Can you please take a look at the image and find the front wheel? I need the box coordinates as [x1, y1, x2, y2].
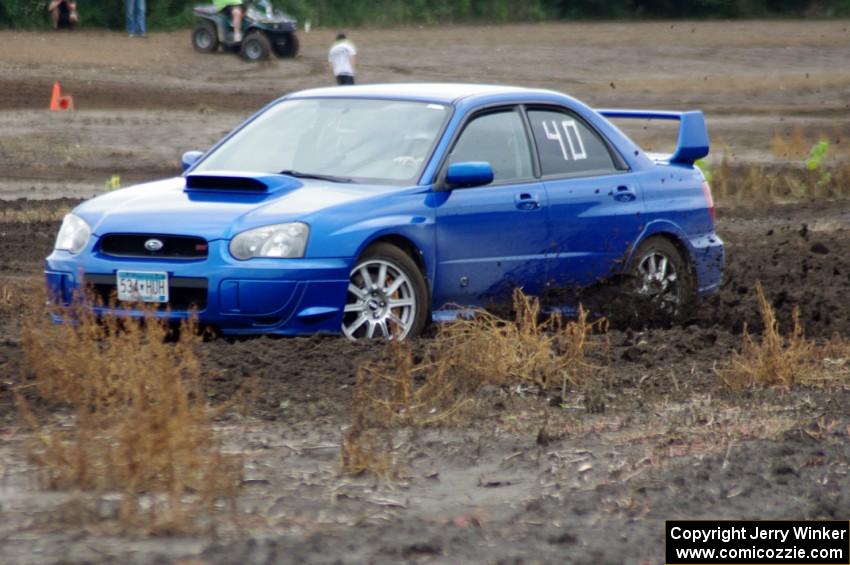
[273, 33, 299, 58]
[240, 31, 271, 61]
[629, 237, 694, 321]
[342, 243, 429, 340]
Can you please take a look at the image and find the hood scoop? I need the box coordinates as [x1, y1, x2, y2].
[184, 171, 302, 193]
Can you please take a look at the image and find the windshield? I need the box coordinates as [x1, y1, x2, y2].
[195, 98, 451, 184]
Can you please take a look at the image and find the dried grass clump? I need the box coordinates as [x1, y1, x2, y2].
[0, 279, 44, 320]
[711, 155, 732, 200]
[342, 289, 608, 476]
[341, 339, 466, 477]
[438, 290, 608, 389]
[0, 284, 14, 311]
[18, 301, 240, 532]
[770, 127, 808, 160]
[0, 204, 71, 224]
[340, 427, 397, 479]
[720, 282, 850, 389]
[711, 154, 850, 204]
[436, 290, 558, 386]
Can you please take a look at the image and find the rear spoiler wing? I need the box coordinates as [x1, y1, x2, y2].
[597, 109, 709, 165]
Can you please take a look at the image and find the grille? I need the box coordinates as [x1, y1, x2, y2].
[84, 274, 208, 311]
[99, 234, 208, 259]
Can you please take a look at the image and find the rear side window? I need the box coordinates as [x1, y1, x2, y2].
[448, 110, 534, 183]
[527, 109, 620, 177]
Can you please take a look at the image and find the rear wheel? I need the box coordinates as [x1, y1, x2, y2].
[342, 243, 428, 340]
[192, 21, 219, 53]
[240, 31, 271, 61]
[629, 237, 694, 321]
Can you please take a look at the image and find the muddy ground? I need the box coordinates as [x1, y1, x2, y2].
[2, 21, 850, 564]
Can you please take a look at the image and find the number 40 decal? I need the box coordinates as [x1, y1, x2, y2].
[542, 119, 587, 161]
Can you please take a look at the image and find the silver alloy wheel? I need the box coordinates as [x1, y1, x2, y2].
[635, 250, 680, 313]
[343, 258, 417, 340]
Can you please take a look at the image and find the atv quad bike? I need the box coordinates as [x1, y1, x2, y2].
[192, 0, 299, 61]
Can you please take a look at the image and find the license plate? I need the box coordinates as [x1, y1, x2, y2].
[116, 270, 169, 303]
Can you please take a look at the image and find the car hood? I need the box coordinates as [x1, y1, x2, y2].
[75, 174, 407, 241]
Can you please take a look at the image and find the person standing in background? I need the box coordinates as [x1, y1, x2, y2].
[328, 32, 357, 85]
[48, 0, 79, 30]
[125, 0, 146, 37]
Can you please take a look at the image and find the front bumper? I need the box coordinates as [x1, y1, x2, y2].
[45, 239, 351, 335]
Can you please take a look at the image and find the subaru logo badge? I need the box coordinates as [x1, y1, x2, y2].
[144, 238, 164, 252]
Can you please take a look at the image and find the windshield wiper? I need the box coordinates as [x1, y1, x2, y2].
[279, 170, 354, 183]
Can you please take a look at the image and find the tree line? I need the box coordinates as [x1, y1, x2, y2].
[2, 0, 849, 29]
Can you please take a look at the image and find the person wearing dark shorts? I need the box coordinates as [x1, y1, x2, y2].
[214, 0, 244, 42]
[328, 33, 357, 86]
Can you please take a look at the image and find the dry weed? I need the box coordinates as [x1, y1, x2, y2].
[0, 279, 44, 319]
[0, 285, 13, 311]
[714, 163, 850, 203]
[340, 427, 397, 479]
[434, 290, 562, 387]
[342, 289, 608, 476]
[341, 340, 467, 477]
[720, 282, 850, 389]
[18, 299, 241, 533]
[436, 290, 608, 389]
[770, 127, 807, 160]
[712, 154, 732, 200]
[352, 339, 471, 430]
[0, 204, 70, 224]
[555, 304, 609, 388]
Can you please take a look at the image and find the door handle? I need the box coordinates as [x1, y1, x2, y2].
[612, 185, 637, 202]
[514, 192, 541, 210]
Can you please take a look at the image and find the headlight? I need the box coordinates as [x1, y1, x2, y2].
[54, 213, 91, 254]
[229, 222, 309, 260]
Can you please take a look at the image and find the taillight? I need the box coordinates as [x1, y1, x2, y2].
[702, 181, 715, 224]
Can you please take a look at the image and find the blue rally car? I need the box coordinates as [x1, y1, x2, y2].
[45, 83, 723, 340]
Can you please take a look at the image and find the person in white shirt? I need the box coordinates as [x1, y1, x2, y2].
[328, 32, 357, 85]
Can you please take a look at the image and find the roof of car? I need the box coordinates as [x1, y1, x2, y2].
[286, 83, 553, 104]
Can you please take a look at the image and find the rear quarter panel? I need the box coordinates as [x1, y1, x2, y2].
[637, 164, 713, 239]
[632, 163, 723, 293]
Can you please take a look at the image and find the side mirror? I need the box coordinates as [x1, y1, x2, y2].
[444, 161, 494, 189]
[181, 150, 204, 172]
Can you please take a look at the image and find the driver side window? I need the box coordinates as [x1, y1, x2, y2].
[448, 110, 533, 184]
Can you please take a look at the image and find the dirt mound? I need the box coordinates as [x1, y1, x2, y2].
[698, 202, 850, 338]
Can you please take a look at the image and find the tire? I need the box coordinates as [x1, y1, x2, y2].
[192, 21, 219, 53]
[628, 236, 695, 322]
[273, 33, 299, 58]
[342, 243, 429, 340]
[240, 31, 271, 62]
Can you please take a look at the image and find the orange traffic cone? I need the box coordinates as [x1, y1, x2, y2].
[49, 81, 61, 110]
[49, 81, 74, 111]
